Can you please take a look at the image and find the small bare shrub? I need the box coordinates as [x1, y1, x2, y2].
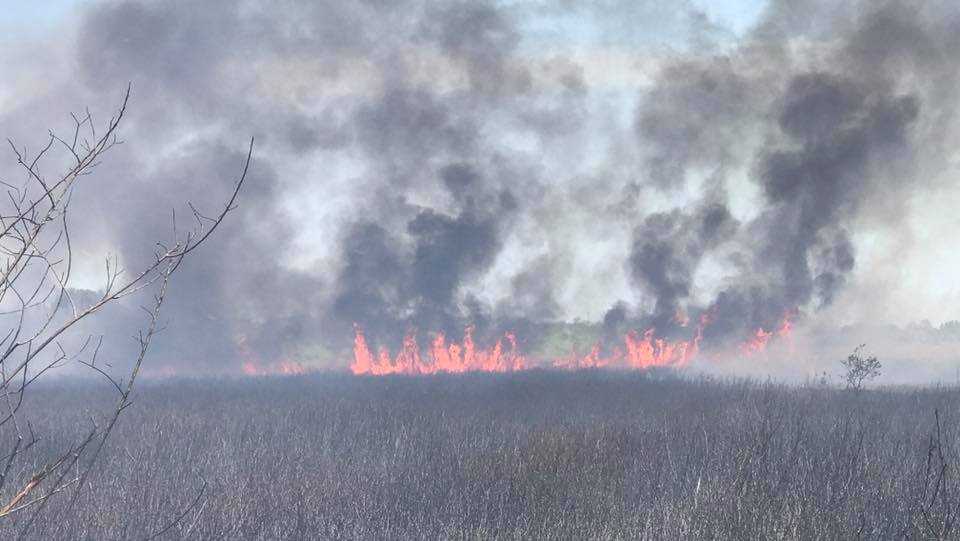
[840, 344, 881, 391]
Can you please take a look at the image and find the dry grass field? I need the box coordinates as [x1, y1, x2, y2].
[3, 371, 960, 539]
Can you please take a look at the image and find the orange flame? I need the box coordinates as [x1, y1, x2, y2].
[351, 325, 525, 375]
[353, 314, 711, 375]
[739, 311, 795, 356]
[332, 308, 801, 376]
[554, 313, 708, 370]
[238, 334, 307, 376]
[741, 327, 774, 355]
[242, 360, 306, 376]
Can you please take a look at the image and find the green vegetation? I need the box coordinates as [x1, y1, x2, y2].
[528, 320, 604, 359]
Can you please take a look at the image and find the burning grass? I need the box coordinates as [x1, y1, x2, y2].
[349, 311, 793, 376]
[6, 371, 960, 538]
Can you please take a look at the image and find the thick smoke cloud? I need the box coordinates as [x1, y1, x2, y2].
[628, 201, 737, 329]
[0, 0, 957, 374]
[616, 0, 959, 349]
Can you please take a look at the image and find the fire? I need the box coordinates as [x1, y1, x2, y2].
[741, 328, 774, 355]
[554, 319, 707, 371]
[353, 314, 711, 375]
[551, 330, 690, 370]
[241, 360, 306, 376]
[237, 334, 307, 376]
[739, 311, 795, 356]
[242, 308, 799, 377]
[351, 308, 799, 375]
[351, 325, 526, 375]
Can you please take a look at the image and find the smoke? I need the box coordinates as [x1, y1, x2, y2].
[614, 0, 959, 350]
[628, 200, 738, 330]
[1, 0, 958, 375]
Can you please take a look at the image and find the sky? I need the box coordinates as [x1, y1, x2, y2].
[0, 0, 81, 36]
[0, 1, 768, 38]
[0, 1, 958, 378]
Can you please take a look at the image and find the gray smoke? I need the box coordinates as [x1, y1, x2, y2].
[0, 0, 957, 373]
[628, 200, 738, 331]
[615, 0, 958, 348]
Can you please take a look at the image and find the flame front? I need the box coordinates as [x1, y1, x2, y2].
[352, 325, 525, 375]
[740, 312, 795, 356]
[352, 318, 705, 375]
[351, 310, 795, 376]
[238, 334, 306, 376]
[554, 323, 705, 371]
[242, 360, 306, 376]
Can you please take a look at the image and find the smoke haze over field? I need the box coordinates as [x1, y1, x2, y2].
[1, 1, 958, 377]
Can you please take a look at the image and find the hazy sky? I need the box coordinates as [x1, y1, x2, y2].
[1, 1, 768, 36]
[0, 0, 80, 35]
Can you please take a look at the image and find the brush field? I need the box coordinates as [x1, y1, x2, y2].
[4, 371, 960, 539]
